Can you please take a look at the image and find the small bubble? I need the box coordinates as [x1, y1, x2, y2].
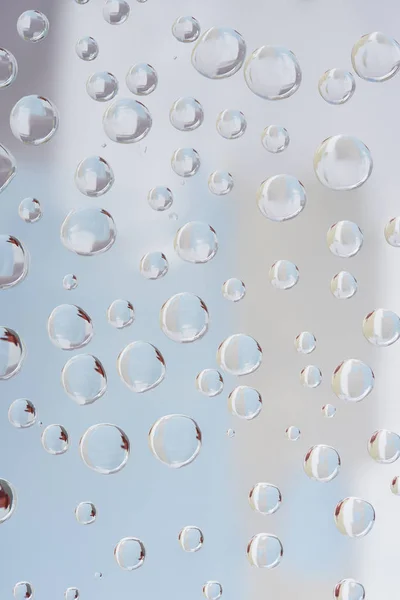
[332, 359, 374, 402]
[13, 582, 33, 600]
[0, 48, 18, 88]
[327, 221, 363, 258]
[61, 208, 116, 256]
[107, 299, 134, 329]
[174, 221, 218, 263]
[192, 27, 246, 79]
[171, 147, 200, 177]
[222, 278, 246, 302]
[0, 235, 28, 290]
[217, 334, 262, 376]
[160, 292, 209, 343]
[65, 587, 80, 600]
[0, 479, 16, 523]
[257, 174, 306, 222]
[8, 399, 36, 429]
[75, 501, 97, 525]
[228, 386, 262, 420]
[363, 308, 400, 346]
[322, 404, 336, 418]
[37, 421, 43, 427]
[63, 274, 78, 291]
[226, 428, 235, 438]
[269, 260, 299, 290]
[18, 197, 42, 223]
[249, 483, 282, 515]
[330, 271, 357, 299]
[75, 156, 114, 197]
[247, 534, 283, 568]
[47, 304, 93, 350]
[368, 430, 400, 463]
[149, 414, 202, 468]
[117, 341, 166, 392]
[300, 365, 322, 388]
[202, 582, 222, 600]
[17, 10, 49, 42]
[244, 46, 301, 100]
[334, 579, 365, 600]
[352, 32, 400, 82]
[170, 97, 204, 131]
[76, 36, 99, 61]
[86, 72, 118, 102]
[140, 251, 168, 280]
[148, 186, 173, 211]
[178, 526, 204, 552]
[314, 135, 373, 191]
[294, 331, 316, 354]
[0, 327, 24, 380]
[62, 354, 107, 405]
[103, 98, 152, 143]
[169, 212, 178, 220]
[80, 423, 130, 474]
[391, 476, 400, 495]
[126, 63, 158, 95]
[208, 170, 233, 195]
[103, 0, 130, 24]
[334, 497, 375, 538]
[0, 144, 16, 193]
[304, 445, 341, 482]
[385, 217, 400, 246]
[41, 424, 69, 455]
[10, 95, 59, 145]
[261, 125, 290, 153]
[216, 109, 246, 139]
[318, 69, 355, 104]
[286, 426, 300, 441]
[115, 537, 145, 570]
[196, 369, 224, 397]
[101, 142, 107, 148]
[172, 16, 201, 43]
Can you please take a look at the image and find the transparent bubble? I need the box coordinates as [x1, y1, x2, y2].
[65, 588, 80, 600]
[228, 386, 262, 420]
[334, 579, 365, 600]
[217, 334, 262, 376]
[148, 186, 173, 211]
[314, 135, 373, 191]
[18, 197, 42, 223]
[249, 483, 282, 515]
[103, 0, 130, 24]
[0, 479, 16, 523]
[149, 414, 202, 468]
[107, 299, 134, 329]
[269, 260, 299, 290]
[257, 174, 306, 222]
[391, 476, 400, 495]
[226, 428, 235, 438]
[172, 16, 200, 43]
[192, 27, 246, 79]
[76, 36, 99, 61]
[140, 252, 169, 280]
[10, 95, 59, 145]
[0, 235, 28, 290]
[179, 526, 204, 552]
[41, 424, 69, 455]
[61, 208, 116, 256]
[103, 98, 152, 143]
[261, 125, 290, 153]
[0, 48, 18, 88]
[8, 399, 36, 429]
[174, 221, 218, 263]
[208, 171, 233, 196]
[86, 72, 118, 102]
[244, 46, 301, 100]
[13, 582, 33, 600]
[126, 63, 158, 96]
[0, 144, 16, 193]
[160, 293, 209, 343]
[368, 429, 400, 463]
[170, 97, 203, 131]
[169, 212, 178, 221]
[334, 497, 375, 538]
[222, 278, 246, 302]
[62, 354, 107, 405]
[117, 341, 166, 392]
[330, 271, 357, 299]
[196, 369, 223, 397]
[247, 533, 283, 568]
[203, 582, 222, 600]
[80, 423, 130, 474]
[216, 109, 246, 140]
[322, 404, 336, 418]
[0, 327, 24, 380]
[318, 69, 355, 105]
[385, 217, 400, 246]
[48, 304, 93, 350]
[294, 332, 316, 354]
[327, 221, 363, 258]
[63, 274, 78, 291]
[171, 148, 200, 177]
[75, 501, 96, 525]
[115, 537, 145, 570]
[75, 156, 114, 198]
[286, 425, 301, 441]
[332, 359, 374, 402]
[304, 445, 341, 482]
[300, 365, 322, 388]
[352, 32, 400, 82]
[94, 572, 102, 579]
[17, 10, 49, 42]
[363, 308, 400, 346]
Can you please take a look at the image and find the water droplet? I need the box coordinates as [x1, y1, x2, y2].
[228, 386, 262, 420]
[76, 36, 99, 61]
[261, 125, 290, 153]
[179, 525, 204, 552]
[217, 334, 262, 376]
[126, 63, 157, 95]
[327, 221, 363, 258]
[269, 260, 299, 289]
[352, 32, 400, 82]
[63, 274, 78, 290]
[169, 212, 178, 220]
[172, 16, 200, 43]
[80, 423, 130, 474]
[0, 327, 24, 380]
[318, 69, 355, 105]
[202, 582, 222, 600]
[363, 309, 400, 346]
[171, 148, 200, 177]
[332, 359, 374, 402]
[0, 236, 28, 290]
[368, 429, 400, 463]
[13, 582, 33, 600]
[334, 579, 365, 600]
[75, 156, 114, 197]
[314, 135, 373, 191]
[103, 0, 130, 24]
[94, 572, 102, 579]
[174, 221, 218, 263]
[391, 476, 400, 495]
[18, 197, 42, 223]
[294, 332, 316, 354]
[149, 414, 202, 468]
[192, 27, 246, 79]
[330, 271, 357, 299]
[65, 587, 80, 600]
[334, 497, 375, 538]
[322, 404, 336, 418]
[216, 109, 246, 140]
[160, 292, 209, 343]
[170, 97, 203, 131]
[62, 354, 107, 405]
[103, 98, 152, 143]
[244, 46, 301, 100]
[208, 170, 233, 196]
[147, 186, 173, 211]
[0, 479, 16, 523]
[8, 399, 36, 428]
[226, 428, 235, 438]
[140, 251, 168, 279]
[304, 445, 341, 482]
[0, 145, 16, 193]
[10, 95, 59, 145]
[117, 341, 166, 392]
[17, 10, 49, 42]
[222, 278, 246, 302]
[247, 533, 283, 568]
[249, 483, 282, 515]
[86, 72, 118, 102]
[196, 369, 223, 397]
[115, 537, 145, 570]
[300, 365, 322, 388]
[48, 304, 93, 350]
[75, 501, 96, 525]
[107, 299, 134, 329]
[61, 208, 116, 256]
[41, 424, 69, 455]
[0, 48, 17, 88]
[286, 426, 300, 441]
[385, 217, 400, 246]
[257, 174, 306, 222]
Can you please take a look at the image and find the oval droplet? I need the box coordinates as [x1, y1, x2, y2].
[65, 588, 80, 600]
[86, 72, 119, 102]
[300, 365, 322, 388]
[228, 386, 262, 420]
[76, 36, 99, 61]
[8, 398, 36, 428]
[62, 354, 107, 405]
[103, 98, 152, 143]
[208, 170, 233, 196]
[314, 135, 373, 191]
[18, 197, 42, 223]
[140, 251, 168, 280]
[13, 582, 33, 600]
[171, 147, 200, 177]
[332, 359, 374, 402]
[217, 334, 262, 376]
[222, 278, 246, 302]
[17, 10, 49, 42]
[294, 331, 316, 354]
[41, 424, 69, 455]
[147, 186, 173, 211]
[172, 16, 201, 43]
[174, 221, 218, 263]
[170, 97, 204, 131]
[257, 174, 306, 222]
[327, 221, 363, 258]
[0, 48, 18, 88]
[61, 208, 116, 256]
[247, 533, 283, 568]
[126, 63, 158, 96]
[261, 125, 290, 153]
[75, 501, 97, 525]
[63, 274, 78, 290]
[351, 32, 400, 82]
[148, 414, 201, 468]
[0, 327, 24, 380]
[0, 236, 28, 290]
[195, 369, 223, 397]
[318, 69, 355, 105]
[248, 483, 282, 515]
[244, 46, 301, 100]
[385, 217, 400, 247]
[178, 525, 204, 552]
[304, 445, 341, 482]
[362, 308, 400, 346]
[368, 429, 400, 463]
[160, 292, 209, 343]
[80, 423, 130, 474]
[334, 497, 375, 538]
[334, 579, 365, 600]
[10, 95, 59, 145]
[114, 537, 145, 570]
[75, 156, 114, 197]
[216, 109, 246, 139]
[107, 299, 134, 329]
[117, 341, 166, 392]
[269, 260, 299, 289]
[0, 479, 16, 523]
[0, 144, 16, 193]
[286, 426, 300, 441]
[103, 0, 130, 24]
[202, 582, 222, 600]
[47, 304, 93, 350]
[322, 404, 336, 418]
[191, 27, 246, 79]
[330, 271, 357, 299]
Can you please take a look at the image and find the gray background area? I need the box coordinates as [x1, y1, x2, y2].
[1, 0, 400, 598]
